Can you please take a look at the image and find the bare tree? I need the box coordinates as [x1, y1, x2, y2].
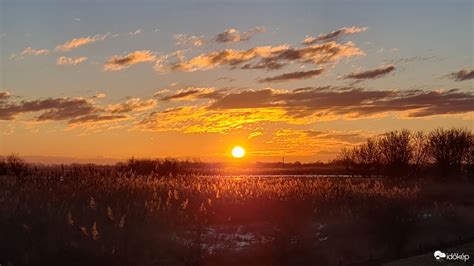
[377, 130, 412, 177]
[339, 138, 381, 177]
[410, 131, 429, 177]
[427, 128, 473, 178]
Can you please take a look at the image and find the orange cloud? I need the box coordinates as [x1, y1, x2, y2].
[170, 45, 289, 72]
[56, 56, 88, 65]
[262, 129, 372, 157]
[342, 65, 395, 80]
[107, 98, 157, 113]
[104, 50, 156, 71]
[242, 41, 364, 70]
[159, 87, 223, 101]
[67, 114, 130, 129]
[170, 41, 363, 72]
[55, 33, 109, 52]
[10, 47, 50, 59]
[20, 47, 50, 56]
[214, 26, 266, 43]
[258, 69, 324, 83]
[209, 87, 474, 119]
[0, 91, 12, 101]
[302, 26, 368, 45]
[134, 106, 311, 133]
[173, 34, 206, 47]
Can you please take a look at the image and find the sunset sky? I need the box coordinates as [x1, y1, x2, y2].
[1, 0, 473, 163]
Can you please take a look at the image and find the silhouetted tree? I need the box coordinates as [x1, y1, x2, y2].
[339, 138, 381, 177]
[410, 131, 429, 178]
[427, 128, 473, 178]
[377, 130, 412, 177]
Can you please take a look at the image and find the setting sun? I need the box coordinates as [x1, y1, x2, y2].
[231, 146, 246, 158]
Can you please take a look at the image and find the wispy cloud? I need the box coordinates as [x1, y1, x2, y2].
[56, 56, 88, 65]
[262, 129, 373, 157]
[107, 98, 157, 113]
[170, 45, 289, 71]
[0, 91, 12, 101]
[0, 95, 156, 129]
[10, 47, 50, 59]
[67, 114, 130, 130]
[241, 41, 363, 70]
[302, 26, 368, 45]
[209, 87, 474, 118]
[214, 26, 266, 43]
[21, 47, 50, 56]
[170, 41, 363, 72]
[104, 50, 156, 71]
[55, 33, 109, 52]
[159, 87, 223, 101]
[258, 69, 324, 83]
[128, 29, 143, 35]
[448, 68, 474, 81]
[134, 106, 300, 133]
[342, 65, 395, 80]
[173, 34, 206, 47]
[92, 93, 107, 99]
[0, 97, 99, 121]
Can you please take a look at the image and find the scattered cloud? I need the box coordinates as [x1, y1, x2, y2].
[92, 93, 107, 99]
[248, 131, 263, 139]
[55, 33, 109, 52]
[67, 114, 130, 131]
[0, 97, 98, 121]
[134, 106, 301, 133]
[10, 47, 49, 59]
[448, 68, 474, 81]
[20, 47, 50, 56]
[214, 26, 266, 43]
[303, 130, 369, 143]
[2, 86, 471, 136]
[160, 87, 225, 101]
[0, 95, 157, 131]
[173, 34, 206, 47]
[263, 129, 372, 157]
[0, 91, 12, 101]
[170, 41, 363, 72]
[56, 56, 88, 65]
[385, 56, 439, 64]
[302, 26, 368, 45]
[107, 98, 157, 113]
[104, 50, 156, 71]
[129, 29, 143, 35]
[209, 87, 474, 118]
[215, 77, 236, 82]
[242, 41, 363, 70]
[153, 89, 171, 98]
[342, 65, 395, 80]
[258, 68, 324, 83]
[170, 45, 289, 72]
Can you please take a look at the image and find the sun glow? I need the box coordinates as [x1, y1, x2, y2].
[231, 146, 246, 158]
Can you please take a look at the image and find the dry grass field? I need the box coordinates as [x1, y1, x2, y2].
[1, 168, 473, 265]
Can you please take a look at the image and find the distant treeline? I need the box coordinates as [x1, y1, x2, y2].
[1, 128, 472, 179]
[334, 128, 473, 179]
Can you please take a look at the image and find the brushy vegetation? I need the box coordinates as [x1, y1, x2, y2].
[1, 170, 474, 265]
